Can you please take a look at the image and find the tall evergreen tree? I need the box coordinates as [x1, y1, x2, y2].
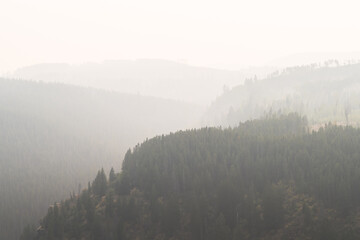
[92, 168, 107, 196]
[109, 167, 116, 183]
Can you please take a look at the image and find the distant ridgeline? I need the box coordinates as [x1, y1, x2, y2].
[22, 113, 360, 240]
[204, 62, 360, 127]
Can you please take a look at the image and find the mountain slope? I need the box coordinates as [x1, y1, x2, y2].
[9, 59, 247, 105]
[24, 114, 360, 240]
[0, 79, 203, 240]
[204, 63, 360, 126]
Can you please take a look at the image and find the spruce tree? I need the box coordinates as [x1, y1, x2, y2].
[109, 167, 116, 183]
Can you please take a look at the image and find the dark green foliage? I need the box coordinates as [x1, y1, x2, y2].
[0, 79, 202, 240]
[302, 203, 312, 227]
[161, 197, 180, 237]
[262, 184, 284, 230]
[105, 189, 115, 218]
[109, 167, 116, 183]
[316, 219, 338, 240]
[92, 168, 107, 196]
[26, 114, 360, 239]
[19, 225, 36, 240]
[211, 213, 231, 240]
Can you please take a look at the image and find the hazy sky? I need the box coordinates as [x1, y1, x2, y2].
[1, 0, 360, 73]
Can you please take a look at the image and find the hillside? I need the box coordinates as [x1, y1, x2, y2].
[9, 59, 250, 105]
[0, 79, 203, 240]
[23, 114, 360, 240]
[204, 63, 360, 126]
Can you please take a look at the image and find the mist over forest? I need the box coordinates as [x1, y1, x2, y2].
[2, 1, 360, 239]
[2, 61, 360, 240]
[9, 60, 254, 106]
[205, 62, 360, 127]
[0, 78, 202, 239]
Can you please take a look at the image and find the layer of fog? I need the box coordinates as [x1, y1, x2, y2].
[204, 62, 360, 127]
[8, 59, 278, 106]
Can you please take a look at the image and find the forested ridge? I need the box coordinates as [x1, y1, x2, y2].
[23, 114, 360, 240]
[205, 62, 360, 127]
[0, 79, 202, 240]
[10, 59, 249, 105]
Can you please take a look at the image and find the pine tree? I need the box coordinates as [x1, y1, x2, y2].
[92, 168, 107, 196]
[109, 167, 116, 183]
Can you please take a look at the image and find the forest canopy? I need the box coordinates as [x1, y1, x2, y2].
[0, 79, 202, 240]
[24, 113, 360, 240]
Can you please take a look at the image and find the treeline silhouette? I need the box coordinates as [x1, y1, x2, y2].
[24, 113, 360, 240]
[0, 79, 201, 240]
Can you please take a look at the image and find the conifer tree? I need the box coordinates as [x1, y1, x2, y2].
[92, 168, 107, 196]
[109, 167, 116, 183]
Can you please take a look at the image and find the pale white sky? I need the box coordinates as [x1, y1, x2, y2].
[1, 0, 360, 73]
